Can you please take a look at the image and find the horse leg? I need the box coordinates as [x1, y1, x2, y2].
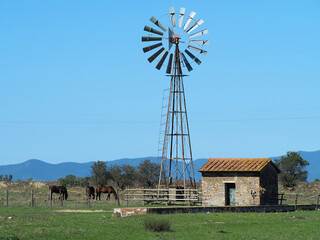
[107, 193, 110, 201]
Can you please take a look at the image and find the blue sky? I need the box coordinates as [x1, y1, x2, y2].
[0, 0, 319, 165]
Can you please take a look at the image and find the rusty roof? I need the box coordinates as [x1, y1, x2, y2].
[198, 158, 280, 172]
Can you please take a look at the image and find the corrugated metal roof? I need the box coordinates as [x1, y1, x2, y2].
[198, 158, 275, 172]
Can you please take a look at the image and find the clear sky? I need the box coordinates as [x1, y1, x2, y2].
[0, 0, 319, 165]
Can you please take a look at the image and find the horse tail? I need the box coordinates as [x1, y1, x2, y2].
[65, 188, 68, 200]
[111, 186, 118, 200]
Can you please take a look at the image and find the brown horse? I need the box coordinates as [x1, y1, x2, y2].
[49, 185, 68, 200]
[86, 186, 95, 199]
[96, 185, 118, 201]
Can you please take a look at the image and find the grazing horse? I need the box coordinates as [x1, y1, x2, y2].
[49, 185, 68, 200]
[96, 185, 118, 201]
[86, 186, 95, 199]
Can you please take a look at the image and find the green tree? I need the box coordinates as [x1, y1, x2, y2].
[274, 151, 309, 189]
[110, 164, 137, 190]
[90, 161, 110, 185]
[314, 178, 320, 182]
[57, 177, 67, 186]
[138, 159, 160, 188]
[75, 177, 90, 187]
[58, 175, 90, 187]
[65, 175, 76, 186]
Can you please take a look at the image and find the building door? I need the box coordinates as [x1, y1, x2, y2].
[225, 183, 236, 206]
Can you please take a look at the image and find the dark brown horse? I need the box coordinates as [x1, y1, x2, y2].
[49, 185, 68, 200]
[96, 185, 118, 201]
[86, 186, 95, 199]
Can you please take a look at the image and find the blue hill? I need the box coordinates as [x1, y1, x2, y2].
[0, 150, 319, 181]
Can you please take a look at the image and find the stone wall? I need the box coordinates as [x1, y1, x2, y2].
[201, 172, 260, 206]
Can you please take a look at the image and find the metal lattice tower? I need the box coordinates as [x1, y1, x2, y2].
[141, 7, 209, 189]
[158, 43, 195, 188]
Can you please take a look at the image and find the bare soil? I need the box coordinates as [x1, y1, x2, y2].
[52, 209, 112, 213]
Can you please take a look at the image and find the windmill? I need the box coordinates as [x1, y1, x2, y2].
[141, 7, 209, 190]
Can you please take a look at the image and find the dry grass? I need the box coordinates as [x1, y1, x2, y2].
[0, 181, 319, 208]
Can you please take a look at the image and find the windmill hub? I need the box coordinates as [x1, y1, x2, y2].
[173, 34, 180, 44]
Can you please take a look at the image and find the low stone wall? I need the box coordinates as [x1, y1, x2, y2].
[146, 205, 318, 214]
[113, 205, 319, 217]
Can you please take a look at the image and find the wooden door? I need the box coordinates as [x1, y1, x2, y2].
[225, 183, 236, 206]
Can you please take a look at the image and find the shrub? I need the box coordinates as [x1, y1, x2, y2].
[143, 218, 171, 232]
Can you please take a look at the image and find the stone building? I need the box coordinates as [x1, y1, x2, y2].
[199, 158, 280, 206]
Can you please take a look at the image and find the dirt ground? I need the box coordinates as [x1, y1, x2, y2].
[52, 209, 112, 213]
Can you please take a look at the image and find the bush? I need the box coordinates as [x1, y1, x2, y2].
[143, 218, 171, 232]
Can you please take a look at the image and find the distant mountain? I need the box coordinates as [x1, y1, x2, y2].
[0, 150, 319, 181]
[0, 159, 94, 181]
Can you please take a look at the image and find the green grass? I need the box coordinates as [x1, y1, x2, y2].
[0, 207, 319, 239]
[0, 182, 320, 239]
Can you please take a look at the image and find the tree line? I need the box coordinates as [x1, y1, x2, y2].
[58, 159, 160, 189]
[57, 152, 313, 190]
[0, 174, 13, 182]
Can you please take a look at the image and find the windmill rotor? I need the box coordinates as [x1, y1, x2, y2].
[141, 7, 209, 73]
[141, 7, 209, 190]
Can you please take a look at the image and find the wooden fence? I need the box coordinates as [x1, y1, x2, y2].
[1, 188, 320, 209]
[124, 188, 202, 206]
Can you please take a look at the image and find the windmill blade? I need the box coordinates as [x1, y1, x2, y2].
[189, 29, 208, 39]
[188, 45, 207, 56]
[183, 11, 196, 30]
[144, 26, 164, 36]
[143, 43, 163, 53]
[156, 51, 169, 70]
[189, 40, 210, 46]
[169, 7, 176, 27]
[142, 36, 162, 42]
[180, 52, 193, 72]
[148, 47, 164, 63]
[150, 16, 167, 32]
[185, 49, 201, 65]
[178, 8, 185, 28]
[187, 19, 204, 34]
[166, 53, 173, 74]
[168, 27, 173, 51]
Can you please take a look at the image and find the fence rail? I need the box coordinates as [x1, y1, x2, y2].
[1, 187, 319, 209]
[124, 188, 202, 206]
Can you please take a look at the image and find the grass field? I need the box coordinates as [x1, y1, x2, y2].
[0, 182, 320, 239]
[0, 206, 319, 239]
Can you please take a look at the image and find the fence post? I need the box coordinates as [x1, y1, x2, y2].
[126, 187, 128, 207]
[279, 194, 284, 206]
[59, 188, 63, 207]
[295, 194, 298, 211]
[87, 191, 91, 207]
[117, 189, 120, 207]
[6, 188, 9, 207]
[143, 190, 145, 206]
[31, 190, 34, 207]
[50, 189, 52, 207]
